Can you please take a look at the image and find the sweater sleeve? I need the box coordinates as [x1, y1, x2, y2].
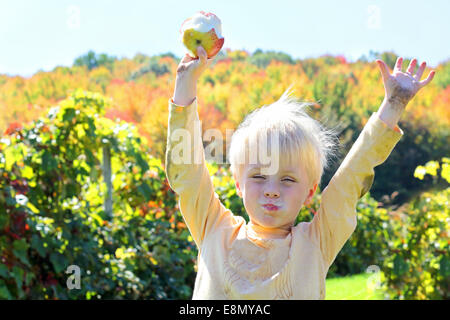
[306, 112, 403, 268]
[164, 98, 237, 248]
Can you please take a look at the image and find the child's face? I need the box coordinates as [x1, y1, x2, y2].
[234, 160, 318, 231]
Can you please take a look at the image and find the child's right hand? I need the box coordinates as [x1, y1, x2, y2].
[173, 46, 214, 106]
[177, 46, 214, 80]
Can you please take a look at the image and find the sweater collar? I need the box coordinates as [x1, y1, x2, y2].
[246, 221, 291, 246]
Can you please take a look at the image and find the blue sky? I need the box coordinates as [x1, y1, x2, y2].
[1, 0, 449, 77]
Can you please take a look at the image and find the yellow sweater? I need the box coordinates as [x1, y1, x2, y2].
[165, 98, 403, 299]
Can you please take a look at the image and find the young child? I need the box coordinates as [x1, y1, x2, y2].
[165, 46, 435, 299]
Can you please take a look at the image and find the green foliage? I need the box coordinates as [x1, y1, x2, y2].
[433, 60, 450, 89]
[328, 193, 390, 277]
[414, 158, 450, 183]
[73, 51, 116, 71]
[132, 52, 178, 65]
[360, 50, 399, 67]
[376, 52, 398, 69]
[129, 56, 171, 80]
[381, 160, 449, 300]
[0, 90, 196, 299]
[370, 121, 450, 204]
[248, 49, 295, 68]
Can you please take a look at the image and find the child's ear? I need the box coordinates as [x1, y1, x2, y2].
[304, 182, 318, 206]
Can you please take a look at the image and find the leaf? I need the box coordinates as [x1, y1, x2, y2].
[0, 214, 9, 229]
[74, 124, 86, 139]
[27, 201, 40, 214]
[440, 256, 450, 277]
[393, 255, 408, 276]
[5, 189, 16, 205]
[0, 280, 12, 299]
[136, 153, 149, 172]
[137, 182, 152, 201]
[50, 252, 68, 273]
[62, 107, 76, 124]
[11, 266, 24, 290]
[31, 234, 47, 258]
[20, 165, 34, 180]
[0, 264, 9, 278]
[4, 146, 17, 171]
[85, 148, 95, 166]
[12, 239, 30, 267]
[25, 272, 34, 286]
[91, 213, 104, 227]
[63, 182, 78, 198]
[42, 149, 57, 172]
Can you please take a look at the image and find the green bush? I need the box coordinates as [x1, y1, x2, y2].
[381, 159, 449, 300]
[73, 50, 116, 71]
[129, 56, 171, 80]
[0, 90, 196, 299]
[328, 193, 391, 278]
[248, 49, 295, 68]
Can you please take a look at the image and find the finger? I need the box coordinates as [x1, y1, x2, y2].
[394, 57, 403, 72]
[197, 46, 207, 64]
[376, 59, 390, 81]
[418, 70, 435, 88]
[414, 61, 426, 80]
[181, 53, 194, 63]
[406, 58, 417, 74]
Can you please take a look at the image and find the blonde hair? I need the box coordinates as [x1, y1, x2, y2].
[227, 87, 338, 188]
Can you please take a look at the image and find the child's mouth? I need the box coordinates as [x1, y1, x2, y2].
[262, 204, 279, 211]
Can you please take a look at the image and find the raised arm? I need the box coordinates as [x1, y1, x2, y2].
[376, 57, 435, 129]
[165, 47, 234, 248]
[172, 46, 213, 107]
[307, 57, 435, 268]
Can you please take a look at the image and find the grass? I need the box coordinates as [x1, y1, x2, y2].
[325, 272, 385, 300]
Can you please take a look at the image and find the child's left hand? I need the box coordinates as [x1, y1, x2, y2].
[375, 57, 436, 129]
[376, 57, 435, 107]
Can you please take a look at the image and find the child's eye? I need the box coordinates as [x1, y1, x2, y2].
[252, 175, 295, 182]
[252, 175, 265, 179]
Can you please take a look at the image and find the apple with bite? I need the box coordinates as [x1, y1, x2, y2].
[180, 11, 225, 59]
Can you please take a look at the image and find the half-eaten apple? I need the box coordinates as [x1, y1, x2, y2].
[180, 11, 225, 59]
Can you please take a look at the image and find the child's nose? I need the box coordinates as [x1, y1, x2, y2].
[263, 179, 280, 198]
[264, 190, 280, 198]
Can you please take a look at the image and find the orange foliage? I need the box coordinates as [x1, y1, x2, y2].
[0, 50, 448, 165]
[4, 121, 23, 136]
